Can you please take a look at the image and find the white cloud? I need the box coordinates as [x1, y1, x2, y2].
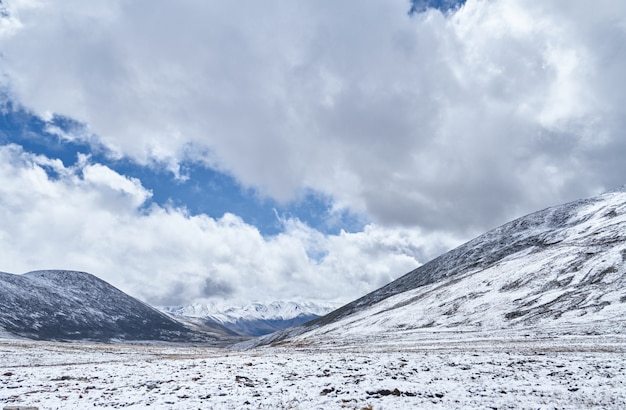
[1, 0, 625, 238]
[81, 162, 151, 207]
[0, 144, 459, 305]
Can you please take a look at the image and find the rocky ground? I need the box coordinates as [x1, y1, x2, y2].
[1, 334, 626, 409]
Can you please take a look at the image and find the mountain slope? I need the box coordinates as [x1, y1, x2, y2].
[247, 188, 626, 347]
[162, 301, 336, 336]
[0, 270, 238, 343]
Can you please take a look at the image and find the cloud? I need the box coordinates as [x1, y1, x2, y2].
[81, 161, 152, 207]
[1, 1, 625, 239]
[0, 144, 459, 305]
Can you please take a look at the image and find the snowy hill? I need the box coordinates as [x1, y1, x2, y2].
[162, 301, 337, 336]
[0, 270, 238, 343]
[245, 188, 626, 347]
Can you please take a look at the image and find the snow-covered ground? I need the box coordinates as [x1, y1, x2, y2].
[2, 335, 625, 409]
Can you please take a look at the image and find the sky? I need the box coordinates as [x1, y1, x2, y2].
[1, 0, 625, 307]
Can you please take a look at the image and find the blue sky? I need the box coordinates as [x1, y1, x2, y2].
[1, 0, 625, 306]
[409, 0, 465, 14]
[0, 100, 364, 236]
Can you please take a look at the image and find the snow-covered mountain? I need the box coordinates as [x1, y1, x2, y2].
[5, 188, 626, 348]
[0, 270, 238, 343]
[162, 301, 337, 336]
[245, 188, 626, 348]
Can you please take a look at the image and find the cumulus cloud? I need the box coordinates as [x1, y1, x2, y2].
[0, 144, 458, 305]
[1, 0, 625, 237]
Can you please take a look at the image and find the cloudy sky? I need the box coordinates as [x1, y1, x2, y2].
[1, 0, 625, 307]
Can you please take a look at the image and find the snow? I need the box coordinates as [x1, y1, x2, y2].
[1, 336, 625, 409]
[160, 301, 340, 336]
[161, 300, 338, 322]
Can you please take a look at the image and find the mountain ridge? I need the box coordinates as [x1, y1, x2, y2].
[240, 189, 626, 348]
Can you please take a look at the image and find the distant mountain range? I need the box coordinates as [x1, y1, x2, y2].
[161, 301, 337, 336]
[243, 187, 626, 348]
[0, 270, 239, 344]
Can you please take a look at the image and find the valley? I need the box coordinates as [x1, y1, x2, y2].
[2, 189, 626, 408]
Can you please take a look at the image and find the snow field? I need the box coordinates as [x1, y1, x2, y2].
[1, 337, 626, 409]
